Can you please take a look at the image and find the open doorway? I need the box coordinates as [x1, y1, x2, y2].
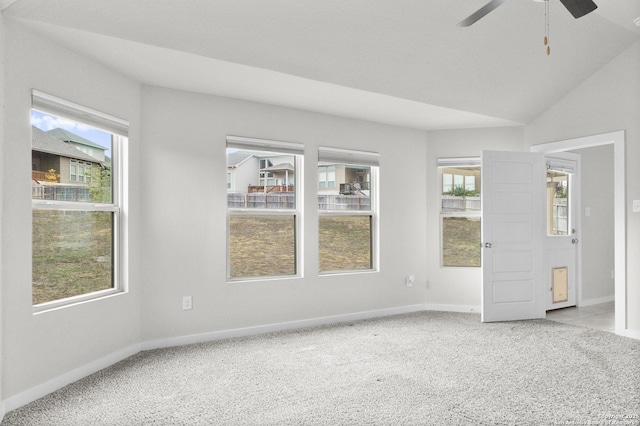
[531, 131, 626, 336]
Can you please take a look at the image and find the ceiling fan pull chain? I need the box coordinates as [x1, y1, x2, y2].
[545, 0, 551, 55]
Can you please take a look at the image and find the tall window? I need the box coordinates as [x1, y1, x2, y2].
[547, 171, 569, 236]
[226, 136, 302, 280]
[31, 90, 127, 310]
[438, 158, 481, 268]
[318, 147, 379, 274]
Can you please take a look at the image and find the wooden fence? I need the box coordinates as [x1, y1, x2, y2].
[228, 192, 371, 211]
[318, 194, 370, 211]
[227, 192, 295, 209]
[32, 185, 91, 202]
[442, 195, 481, 212]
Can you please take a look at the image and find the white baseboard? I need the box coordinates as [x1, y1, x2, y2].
[579, 295, 615, 307]
[2, 343, 140, 414]
[423, 303, 481, 314]
[141, 304, 430, 351]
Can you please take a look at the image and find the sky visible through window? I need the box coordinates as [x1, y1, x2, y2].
[30, 110, 112, 157]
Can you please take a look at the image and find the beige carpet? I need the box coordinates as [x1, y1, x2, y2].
[2, 311, 639, 425]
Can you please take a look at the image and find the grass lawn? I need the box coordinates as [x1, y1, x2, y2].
[32, 210, 113, 305]
[442, 216, 481, 267]
[229, 214, 373, 278]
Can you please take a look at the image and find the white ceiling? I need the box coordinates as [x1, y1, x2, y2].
[2, 0, 639, 130]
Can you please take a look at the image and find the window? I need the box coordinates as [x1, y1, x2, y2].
[70, 159, 92, 183]
[31, 90, 128, 310]
[226, 172, 232, 190]
[318, 165, 336, 189]
[226, 136, 302, 280]
[318, 147, 379, 274]
[546, 163, 572, 236]
[438, 158, 481, 268]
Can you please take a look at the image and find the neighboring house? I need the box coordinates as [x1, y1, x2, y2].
[227, 150, 370, 196]
[227, 151, 258, 192]
[31, 126, 104, 200]
[318, 163, 371, 196]
[46, 127, 108, 162]
[227, 151, 295, 193]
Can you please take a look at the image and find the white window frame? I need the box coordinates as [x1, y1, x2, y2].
[226, 136, 304, 282]
[31, 90, 128, 313]
[318, 146, 379, 275]
[438, 157, 481, 269]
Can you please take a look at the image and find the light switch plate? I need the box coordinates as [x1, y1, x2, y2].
[633, 200, 640, 213]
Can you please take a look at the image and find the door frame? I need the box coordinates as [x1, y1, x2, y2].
[530, 130, 626, 336]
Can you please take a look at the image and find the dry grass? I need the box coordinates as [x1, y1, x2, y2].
[32, 210, 113, 305]
[229, 214, 373, 278]
[319, 215, 371, 272]
[228, 215, 297, 278]
[442, 216, 481, 267]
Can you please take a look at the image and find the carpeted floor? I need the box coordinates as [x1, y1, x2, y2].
[2, 311, 639, 425]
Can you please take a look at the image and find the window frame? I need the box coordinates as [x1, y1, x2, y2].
[438, 157, 481, 269]
[31, 90, 128, 313]
[317, 147, 379, 276]
[226, 136, 304, 282]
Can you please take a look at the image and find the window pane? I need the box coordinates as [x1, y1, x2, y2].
[442, 216, 481, 267]
[226, 148, 295, 209]
[319, 215, 372, 272]
[228, 215, 296, 278]
[547, 171, 569, 236]
[31, 110, 113, 204]
[32, 210, 114, 305]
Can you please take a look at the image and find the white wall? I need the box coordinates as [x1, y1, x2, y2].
[425, 127, 524, 309]
[524, 41, 640, 335]
[572, 145, 615, 303]
[1, 21, 142, 400]
[139, 86, 429, 342]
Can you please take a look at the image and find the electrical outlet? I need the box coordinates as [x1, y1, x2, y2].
[633, 200, 640, 213]
[182, 296, 193, 310]
[406, 275, 415, 287]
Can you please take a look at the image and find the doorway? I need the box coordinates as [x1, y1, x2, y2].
[530, 131, 626, 335]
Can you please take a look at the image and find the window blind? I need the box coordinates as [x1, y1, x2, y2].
[437, 157, 481, 168]
[31, 90, 129, 136]
[227, 135, 304, 155]
[318, 146, 380, 167]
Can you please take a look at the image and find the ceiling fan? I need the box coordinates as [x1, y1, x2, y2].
[458, 0, 598, 27]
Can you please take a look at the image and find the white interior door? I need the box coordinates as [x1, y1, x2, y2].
[481, 150, 546, 322]
[544, 153, 580, 310]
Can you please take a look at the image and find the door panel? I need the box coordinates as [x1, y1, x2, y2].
[481, 151, 545, 322]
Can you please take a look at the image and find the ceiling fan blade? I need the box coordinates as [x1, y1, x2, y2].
[558, 0, 598, 19]
[458, 0, 506, 27]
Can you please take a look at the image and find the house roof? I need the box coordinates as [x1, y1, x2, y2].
[261, 163, 294, 172]
[46, 128, 107, 151]
[31, 126, 101, 163]
[227, 151, 254, 167]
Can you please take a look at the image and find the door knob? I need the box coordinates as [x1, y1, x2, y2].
[572, 238, 579, 244]
[484, 242, 492, 248]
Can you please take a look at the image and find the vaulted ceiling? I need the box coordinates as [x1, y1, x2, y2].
[2, 0, 639, 129]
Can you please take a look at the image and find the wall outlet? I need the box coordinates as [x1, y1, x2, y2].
[633, 200, 640, 213]
[182, 296, 193, 310]
[406, 275, 415, 287]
